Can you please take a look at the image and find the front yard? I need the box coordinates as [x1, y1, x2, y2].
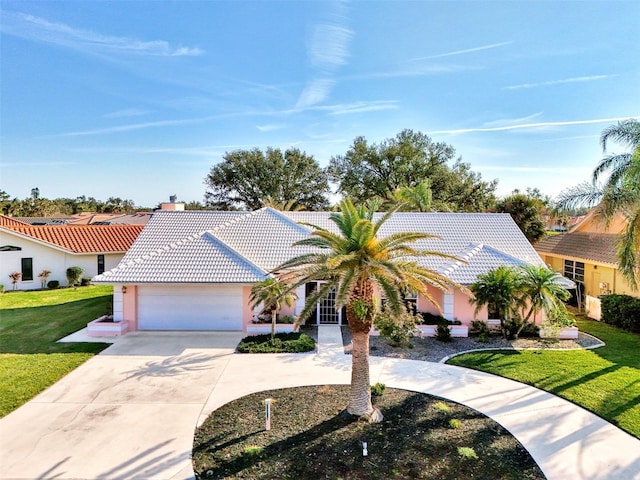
[448, 315, 640, 439]
[0, 286, 112, 417]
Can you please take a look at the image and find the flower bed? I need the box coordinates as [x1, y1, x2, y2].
[539, 326, 579, 340]
[245, 324, 297, 335]
[87, 315, 129, 337]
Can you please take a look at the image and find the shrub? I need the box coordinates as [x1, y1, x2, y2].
[502, 318, 539, 339]
[236, 332, 315, 353]
[47, 280, 60, 289]
[37, 269, 51, 288]
[66, 266, 84, 287]
[0, 284, 4, 294]
[457, 447, 478, 459]
[419, 311, 447, 325]
[374, 308, 418, 347]
[8, 271, 21, 289]
[449, 418, 462, 429]
[370, 382, 386, 397]
[80, 278, 92, 286]
[601, 294, 640, 333]
[436, 322, 452, 342]
[278, 314, 295, 324]
[470, 320, 489, 336]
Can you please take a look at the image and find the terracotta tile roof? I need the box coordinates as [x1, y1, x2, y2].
[0, 215, 31, 227]
[535, 232, 619, 266]
[2, 225, 144, 253]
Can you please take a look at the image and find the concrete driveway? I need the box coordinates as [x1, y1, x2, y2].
[0, 332, 244, 480]
[2, 328, 639, 480]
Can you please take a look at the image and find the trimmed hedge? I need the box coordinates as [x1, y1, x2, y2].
[601, 294, 640, 333]
[236, 332, 316, 353]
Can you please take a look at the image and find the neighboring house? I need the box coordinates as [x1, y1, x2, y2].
[68, 212, 152, 225]
[535, 209, 635, 316]
[93, 208, 549, 332]
[0, 217, 143, 290]
[14, 216, 76, 226]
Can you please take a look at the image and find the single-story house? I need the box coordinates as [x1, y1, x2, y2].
[535, 210, 634, 300]
[535, 209, 635, 318]
[93, 207, 551, 332]
[0, 215, 143, 290]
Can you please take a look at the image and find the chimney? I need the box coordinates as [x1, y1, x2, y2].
[160, 194, 185, 211]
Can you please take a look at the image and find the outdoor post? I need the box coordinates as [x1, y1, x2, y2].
[264, 398, 272, 431]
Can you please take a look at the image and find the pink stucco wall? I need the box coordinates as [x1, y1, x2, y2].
[122, 285, 138, 331]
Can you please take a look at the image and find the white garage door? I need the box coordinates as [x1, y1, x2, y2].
[138, 285, 243, 330]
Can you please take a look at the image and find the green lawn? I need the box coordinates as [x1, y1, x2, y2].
[448, 317, 640, 439]
[0, 286, 112, 417]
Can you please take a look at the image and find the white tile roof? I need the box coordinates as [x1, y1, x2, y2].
[94, 208, 544, 285]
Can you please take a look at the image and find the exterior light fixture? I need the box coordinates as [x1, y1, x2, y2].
[121, 285, 127, 294]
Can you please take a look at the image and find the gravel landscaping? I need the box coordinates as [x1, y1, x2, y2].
[341, 327, 604, 363]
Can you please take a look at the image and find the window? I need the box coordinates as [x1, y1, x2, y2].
[21, 258, 33, 281]
[402, 290, 418, 314]
[564, 260, 585, 283]
[97, 254, 105, 275]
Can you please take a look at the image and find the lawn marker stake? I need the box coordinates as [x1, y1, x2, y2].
[264, 398, 272, 431]
[363, 441, 368, 456]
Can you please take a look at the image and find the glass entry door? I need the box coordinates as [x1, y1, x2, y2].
[318, 288, 340, 324]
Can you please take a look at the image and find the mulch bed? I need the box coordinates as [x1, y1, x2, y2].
[193, 385, 545, 480]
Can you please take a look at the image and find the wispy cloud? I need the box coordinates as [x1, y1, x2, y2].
[504, 75, 613, 90]
[51, 99, 400, 137]
[348, 64, 480, 80]
[296, 1, 353, 108]
[0, 11, 204, 57]
[431, 116, 640, 135]
[413, 41, 513, 61]
[482, 112, 543, 128]
[104, 108, 151, 119]
[296, 78, 336, 109]
[310, 24, 353, 70]
[322, 100, 399, 116]
[256, 124, 286, 132]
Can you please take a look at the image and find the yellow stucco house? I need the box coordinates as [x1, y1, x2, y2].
[535, 209, 636, 318]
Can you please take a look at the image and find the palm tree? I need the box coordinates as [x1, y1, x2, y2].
[470, 265, 522, 338]
[389, 180, 433, 212]
[249, 277, 298, 340]
[275, 199, 462, 422]
[517, 265, 570, 337]
[557, 119, 640, 288]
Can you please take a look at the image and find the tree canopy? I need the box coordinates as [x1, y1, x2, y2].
[0, 190, 139, 217]
[327, 129, 497, 212]
[204, 148, 330, 211]
[494, 190, 547, 243]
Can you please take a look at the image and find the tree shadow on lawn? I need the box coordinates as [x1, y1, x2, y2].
[192, 385, 544, 480]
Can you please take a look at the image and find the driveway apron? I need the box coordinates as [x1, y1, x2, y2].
[0, 332, 243, 480]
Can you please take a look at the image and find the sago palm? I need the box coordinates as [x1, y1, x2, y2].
[470, 265, 522, 338]
[249, 277, 298, 340]
[275, 199, 462, 422]
[517, 265, 570, 336]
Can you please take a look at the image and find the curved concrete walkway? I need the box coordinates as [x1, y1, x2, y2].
[1, 328, 638, 480]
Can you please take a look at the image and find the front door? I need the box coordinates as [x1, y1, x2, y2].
[318, 287, 340, 324]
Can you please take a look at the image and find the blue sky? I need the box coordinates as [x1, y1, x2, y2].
[1, 1, 638, 208]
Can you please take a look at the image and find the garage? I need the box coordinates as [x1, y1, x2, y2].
[137, 285, 243, 330]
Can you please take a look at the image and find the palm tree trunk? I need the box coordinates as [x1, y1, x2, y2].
[271, 310, 277, 341]
[348, 330, 373, 416]
[345, 281, 383, 423]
